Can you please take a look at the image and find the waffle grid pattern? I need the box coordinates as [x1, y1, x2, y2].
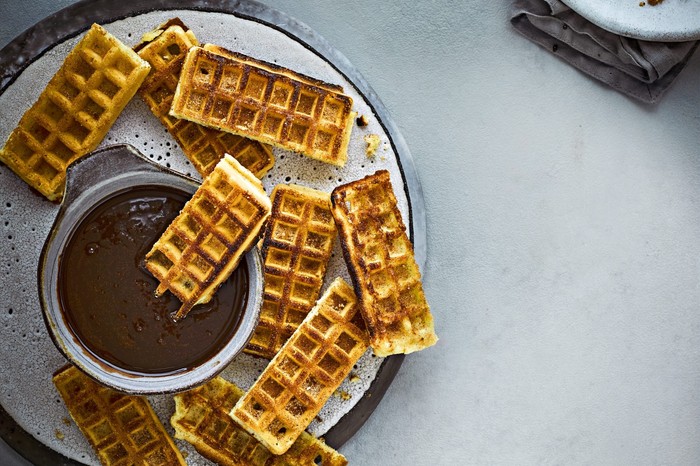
[136, 24, 274, 178]
[145, 154, 270, 319]
[171, 377, 348, 466]
[0, 23, 150, 200]
[245, 184, 337, 359]
[231, 278, 368, 455]
[53, 365, 185, 466]
[171, 45, 354, 167]
[331, 170, 437, 356]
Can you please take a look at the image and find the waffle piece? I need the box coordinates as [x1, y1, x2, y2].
[53, 365, 185, 466]
[135, 20, 274, 178]
[245, 184, 337, 359]
[230, 277, 368, 454]
[0, 24, 150, 201]
[331, 170, 438, 356]
[171, 377, 348, 466]
[171, 44, 356, 167]
[145, 154, 271, 320]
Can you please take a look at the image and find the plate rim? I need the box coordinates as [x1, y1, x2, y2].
[562, 0, 700, 42]
[0, 0, 425, 463]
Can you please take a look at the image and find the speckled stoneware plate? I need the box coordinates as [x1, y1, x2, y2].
[562, 0, 700, 41]
[0, 1, 426, 465]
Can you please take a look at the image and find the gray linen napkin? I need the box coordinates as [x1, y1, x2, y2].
[511, 0, 698, 103]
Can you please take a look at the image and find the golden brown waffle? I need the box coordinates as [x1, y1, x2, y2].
[230, 277, 368, 454]
[170, 44, 355, 167]
[171, 376, 348, 466]
[0, 23, 150, 201]
[53, 365, 185, 466]
[135, 20, 274, 178]
[245, 184, 337, 359]
[331, 170, 438, 356]
[145, 154, 271, 320]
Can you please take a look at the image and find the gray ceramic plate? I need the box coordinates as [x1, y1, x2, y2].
[562, 0, 700, 41]
[0, 0, 426, 465]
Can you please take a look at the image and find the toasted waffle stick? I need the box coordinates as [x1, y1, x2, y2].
[0, 23, 150, 201]
[135, 20, 274, 178]
[230, 277, 368, 454]
[170, 45, 355, 167]
[53, 365, 185, 466]
[331, 170, 438, 356]
[245, 184, 337, 359]
[171, 376, 348, 466]
[145, 154, 271, 320]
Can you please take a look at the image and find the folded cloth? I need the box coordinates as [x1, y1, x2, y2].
[511, 0, 698, 103]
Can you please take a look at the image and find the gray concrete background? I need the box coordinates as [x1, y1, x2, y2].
[3, 1, 700, 464]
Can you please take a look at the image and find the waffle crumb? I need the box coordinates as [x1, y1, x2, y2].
[349, 373, 361, 383]
[364, 134, 381, 156]
[55, 430, 64, 440]
[335, 390, 352, 401]
[356, 115, 369, 127]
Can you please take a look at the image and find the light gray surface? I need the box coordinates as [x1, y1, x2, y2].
[3, 1, 700, 465]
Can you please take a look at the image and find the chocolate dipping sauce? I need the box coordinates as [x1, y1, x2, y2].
[57, 187, 248, 375]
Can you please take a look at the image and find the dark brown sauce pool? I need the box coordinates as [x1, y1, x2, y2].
[57, 186, 248, 375]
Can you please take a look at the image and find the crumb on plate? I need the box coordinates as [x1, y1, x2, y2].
[364, 134, 381, 156]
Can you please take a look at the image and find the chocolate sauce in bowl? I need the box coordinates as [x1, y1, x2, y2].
[57, 186, 248, 375]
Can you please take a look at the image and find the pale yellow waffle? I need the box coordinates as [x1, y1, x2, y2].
[170, 44, 355, 167]
[171, 376, 348, 466]
[245, 184, 337, 359]
[135, 20, 274, 178]
[145, 154, 271, 320]
[53, 365, 185, 466]
[331, 170, 438, 356]
[230, 277, 368, 454]
[0, 23, 150, 201]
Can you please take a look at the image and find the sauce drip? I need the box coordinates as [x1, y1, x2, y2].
[58, 187, 248, 375]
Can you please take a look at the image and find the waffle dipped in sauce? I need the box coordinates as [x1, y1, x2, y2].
[171, 377, 348, 466]
[231, 277, 368, 455]
[0, 24, 150, 201]
[170, 44, 356, 167]
[144, 154, 271, 320]
[134, 19, 274, 178]
[245, 184, 337, 359]
[331, 170, 438, 356]
[53, 365, 185, 466]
